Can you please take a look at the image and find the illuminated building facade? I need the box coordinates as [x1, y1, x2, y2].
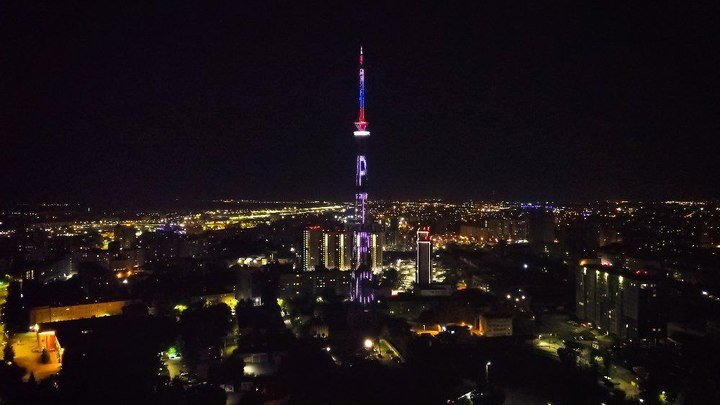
[30, 300, 134, 324]
[302, 226, 323, 271]
[278, 270, 352, 299]
[479, 313, 513, 337]
[370, 232, 383, 272]
[323, 231, 353, 271]
[416, 228, 432, 285]
[459, 218, 528, 243]
[303, 227, 374, 272]
[350, 47, 375, 305]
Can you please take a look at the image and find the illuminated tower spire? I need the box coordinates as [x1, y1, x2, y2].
[351, 46, 374, 305]
[353, 46, 370, 225]
[355, 47, 368, 132]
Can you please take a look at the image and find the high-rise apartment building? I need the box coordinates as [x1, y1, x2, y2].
[416, 228, 432, 286]
[370, 232, 383, 272]
[303, 227, 381, 272]
[302, 226, 323, 271]
[323, 231, 353, 271]
[576, 263, 666, 341]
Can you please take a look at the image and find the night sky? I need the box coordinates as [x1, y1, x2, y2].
[1, 1, 719, 205]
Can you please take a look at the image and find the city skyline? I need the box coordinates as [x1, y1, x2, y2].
[2, 2, 719, 205]
[3, 2, 720, 404]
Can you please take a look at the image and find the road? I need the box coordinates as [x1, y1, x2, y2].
[534, 336, 563, 358]
[165, 356, 185, 379]
[608, 365, 640, 398]
[534, 314, 640, 399]
[376, 338, 404, 364]
[0, 282, 7, 351]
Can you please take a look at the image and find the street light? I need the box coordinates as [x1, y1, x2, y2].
[364, 339, 374, 350]
[485, 361, 492, 385]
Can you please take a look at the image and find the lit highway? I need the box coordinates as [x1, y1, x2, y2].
[0, 282, 7, 351]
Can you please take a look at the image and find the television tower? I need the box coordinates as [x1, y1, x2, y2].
[351, 47, 374, 305]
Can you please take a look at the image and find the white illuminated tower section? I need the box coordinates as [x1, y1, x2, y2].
[351, 47, 374, 305]
[416, 228, 432, 286]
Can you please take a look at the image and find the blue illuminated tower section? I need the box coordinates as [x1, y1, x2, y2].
[351, 47, 374, 305]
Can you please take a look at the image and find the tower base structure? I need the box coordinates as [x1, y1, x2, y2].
[351, 264, 374, 305]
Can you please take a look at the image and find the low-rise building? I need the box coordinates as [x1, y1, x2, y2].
[30, 299, 134, 324]
[277, 270, 351, 298]
[479, 313, 513, 337]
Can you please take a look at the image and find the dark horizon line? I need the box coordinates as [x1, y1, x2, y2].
[2, 196, 718, 211]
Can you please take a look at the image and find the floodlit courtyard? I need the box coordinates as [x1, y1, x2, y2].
[12, 331, 62, 380]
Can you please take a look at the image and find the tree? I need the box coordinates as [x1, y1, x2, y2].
[178, 303, 233, 365]
[59, 316, 173, 404]
[602, 351, 612, 375]
[3, 341, 14, 364]
[0, 361, 27, 403]
[1, 282, 29, 333]
[213, 351, 245, 387]
[380, 268, 402, 289]
[39, 348, 50, 364]
[557, 347, 578, 367]
[564, 340, 582, 352]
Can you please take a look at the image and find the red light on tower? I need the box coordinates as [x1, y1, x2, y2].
[417, 227, 431, 242]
